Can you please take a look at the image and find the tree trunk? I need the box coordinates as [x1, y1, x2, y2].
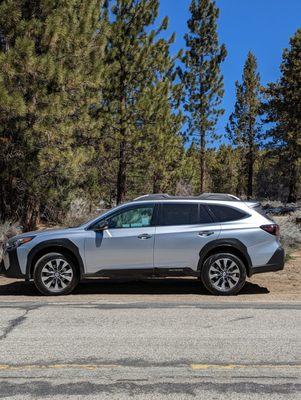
[116, 69, 127, 205]
[152, 170, 161, 194]
[247, 152, 253, 199]
[116, 137, 126, 204]
[21, 196, 40, 232]
[287, 160, 298, 203]
[200, 132, 206, 193]
[246, 119, 255, 199]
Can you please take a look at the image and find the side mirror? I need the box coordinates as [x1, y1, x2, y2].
[94, 220, 109, 232]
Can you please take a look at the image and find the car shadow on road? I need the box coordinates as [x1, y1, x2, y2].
[0, 278, 269, 297]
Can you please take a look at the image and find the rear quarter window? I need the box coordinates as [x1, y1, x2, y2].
[208, 205, 250, 222]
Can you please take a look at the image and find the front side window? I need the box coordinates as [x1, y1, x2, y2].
[160, 203, 199, 226]
[107, 205, 155, 229]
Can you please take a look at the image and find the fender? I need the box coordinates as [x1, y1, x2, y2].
[26, 239, 85, 279]
[197, 238, 252, 275]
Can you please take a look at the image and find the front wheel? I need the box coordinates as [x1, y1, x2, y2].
[201, 253, 246, 296]
[33, 252, 79, 296]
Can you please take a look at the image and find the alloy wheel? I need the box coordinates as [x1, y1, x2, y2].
[208, 257, 241, 292]
[41, 258, 74, 293]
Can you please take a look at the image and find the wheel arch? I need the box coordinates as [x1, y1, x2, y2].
[198, 239, 252, 277]
[26, 239, 85, 279]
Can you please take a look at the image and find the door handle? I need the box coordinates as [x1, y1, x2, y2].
[198, 231, 215, 237]
[137, 233, 152, 240]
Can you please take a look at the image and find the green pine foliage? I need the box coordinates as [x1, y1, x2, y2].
[264, 29, 301, 203]
[100, 0, 183, 203]
[0, 0, 106, 229]
[0, 1, 300, 232]
[226, 52, 262, 199]
[206, 145, 240, 195]
[182, 0, 227, 193]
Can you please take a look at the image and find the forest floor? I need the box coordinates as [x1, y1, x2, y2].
[0, 249, 300, 303]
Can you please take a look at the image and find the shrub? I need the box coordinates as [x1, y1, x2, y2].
[275, 212, 301, 250]
[0, 222, 22, 261]
[62, 198, 106, 227]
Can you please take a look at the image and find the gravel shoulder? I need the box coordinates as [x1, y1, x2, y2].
[0, 250, 300, 303]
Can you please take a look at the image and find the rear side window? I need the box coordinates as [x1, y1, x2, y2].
[208, 205, 249, 222]
[159, 203, 212, 226]
[160, 203, 198, 226]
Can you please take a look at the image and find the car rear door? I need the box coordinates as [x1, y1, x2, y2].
[154, 202, 221, 272]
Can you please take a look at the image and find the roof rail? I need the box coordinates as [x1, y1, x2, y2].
[198, 193, 241, 201]
[133, 193, 241, 202]
[133, 194, 171, 201]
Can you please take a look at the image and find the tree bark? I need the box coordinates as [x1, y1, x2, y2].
[116, 137, 127, 204]
[247, 117, 255, 199]
[247, 156, 253, 199]
[116, 68, 127, 205]
[200, 132, 206, 193]
[21, 196, 40, 232]
[287, 159, 298, 203]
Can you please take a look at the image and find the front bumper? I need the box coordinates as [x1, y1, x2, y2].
[0, 248, 25, 279]
[250, 247, 285, 276]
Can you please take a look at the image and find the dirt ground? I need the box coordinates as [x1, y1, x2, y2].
[0, 250, 300, 303]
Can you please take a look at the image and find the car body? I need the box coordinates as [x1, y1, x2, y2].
[0, 193, 285, 296]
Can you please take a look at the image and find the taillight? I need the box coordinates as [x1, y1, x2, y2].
[260, 224, 280, 238]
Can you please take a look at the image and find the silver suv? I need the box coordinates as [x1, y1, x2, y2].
[0, 193, 284, 296]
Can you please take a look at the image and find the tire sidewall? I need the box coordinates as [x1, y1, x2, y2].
[201, 253, 246, 296]
[33, 252, 79, 296]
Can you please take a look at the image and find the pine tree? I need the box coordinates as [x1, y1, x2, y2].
[179, 142, 200, 195]
[226, 52, 262, 199]
[0, 1, 106, 229]
[102, 0, 183, 203]
[182, 0, 226, 193]
[264, 29, 301, 203]
[206, 145, 240, 195]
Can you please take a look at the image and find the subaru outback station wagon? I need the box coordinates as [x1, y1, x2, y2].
[0, 193, 284, 296]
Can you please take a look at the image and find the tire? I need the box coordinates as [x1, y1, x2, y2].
[33, 252, 79, 296]
[201, 252, 246, 296]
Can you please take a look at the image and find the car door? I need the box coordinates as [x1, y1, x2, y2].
[154, 202, 221, 271]
[84, 203, 157, 274]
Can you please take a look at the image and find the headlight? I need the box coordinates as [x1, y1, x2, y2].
[7, 236, 35, 250]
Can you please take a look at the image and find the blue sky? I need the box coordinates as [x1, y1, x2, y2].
[158, 0, 301, 142]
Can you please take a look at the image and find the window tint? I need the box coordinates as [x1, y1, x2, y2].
[199, 205, 213, 224]
[208, 205, 249, 222]
[160, 203, 199, 226]
[107, 205, 155, 229]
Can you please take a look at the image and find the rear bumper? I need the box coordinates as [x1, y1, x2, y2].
[0, 248, 25, 279]
[250, 247, 285, 276]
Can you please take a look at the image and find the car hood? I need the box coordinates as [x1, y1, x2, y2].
[7, 227, 83, 244]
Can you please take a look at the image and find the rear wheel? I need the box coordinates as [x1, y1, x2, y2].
[201, 253, 246, 295]
[33, 252, 79, 296]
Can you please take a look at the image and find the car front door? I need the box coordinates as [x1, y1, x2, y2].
[154, 202, 221, 272]
[84, 204, 157, 274]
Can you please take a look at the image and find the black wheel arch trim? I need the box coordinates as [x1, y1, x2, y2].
[250, 247, 284, 275]
[197, 238, 252, 276]
[26, 239, 85, 279]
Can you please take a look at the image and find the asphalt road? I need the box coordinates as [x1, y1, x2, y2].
[0, 299, 300, 399]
